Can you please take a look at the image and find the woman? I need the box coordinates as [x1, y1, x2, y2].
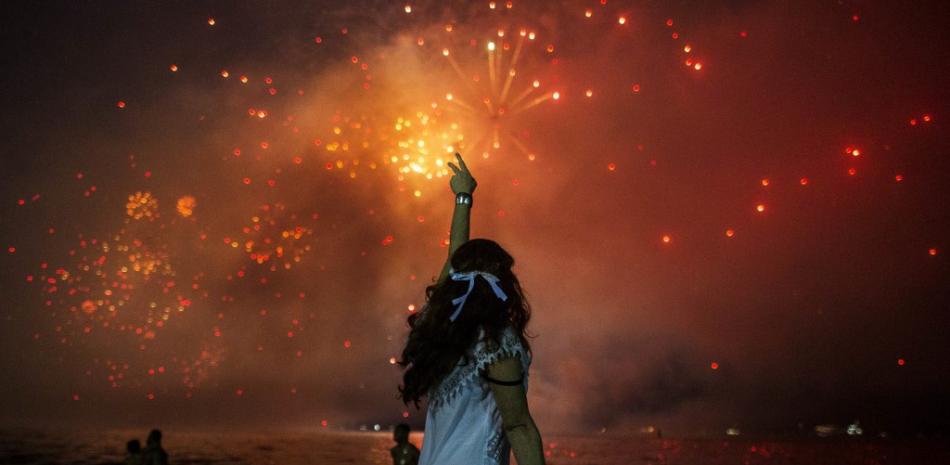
[398, 153, 545, 465]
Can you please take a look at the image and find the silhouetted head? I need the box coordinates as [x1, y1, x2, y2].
[398, 238, 531, 407]
[448, 237, 514, 277]
[393, 423, 410, 443]
[126, 439, 141, 454]
[147, 429, 162, 446]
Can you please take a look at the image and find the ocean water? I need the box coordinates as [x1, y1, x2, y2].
[1, 428, 947, 465]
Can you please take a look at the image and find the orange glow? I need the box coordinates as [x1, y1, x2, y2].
[126, 191, 159, 220]
[26, 3, 942, 397]
[176, 196, 197, 217]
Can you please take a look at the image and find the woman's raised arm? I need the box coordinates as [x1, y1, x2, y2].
[436, 153, 477, 284]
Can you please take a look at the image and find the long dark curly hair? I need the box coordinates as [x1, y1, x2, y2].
[398, 238, 532, 408]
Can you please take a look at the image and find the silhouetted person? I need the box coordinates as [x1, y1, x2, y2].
[390, 423, 420, 465]
[125, 439, 143, 465]
[397, 153, 545, 465]
[142, 429, 168, 465]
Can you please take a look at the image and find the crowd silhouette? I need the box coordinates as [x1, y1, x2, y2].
[124, 429, 168, 465]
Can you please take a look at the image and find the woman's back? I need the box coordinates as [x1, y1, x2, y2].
[419, 325, 530, 465]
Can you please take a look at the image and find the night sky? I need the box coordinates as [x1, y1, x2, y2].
[1, 0, 948, 435]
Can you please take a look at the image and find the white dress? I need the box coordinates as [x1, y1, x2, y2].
[418, 325, 531, 465]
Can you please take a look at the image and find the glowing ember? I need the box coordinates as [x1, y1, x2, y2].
[176, 196, 197, 217]
[126, 191, 159, 221]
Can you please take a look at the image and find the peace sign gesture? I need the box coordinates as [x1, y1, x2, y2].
[447, 152, 477, 195]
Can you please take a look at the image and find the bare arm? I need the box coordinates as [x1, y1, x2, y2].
[436, 202, 472, 283]
[436, 153, 477, 284]
[487, 358, 545, 465]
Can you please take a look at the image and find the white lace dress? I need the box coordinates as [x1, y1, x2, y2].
[418, 325, 531, 465]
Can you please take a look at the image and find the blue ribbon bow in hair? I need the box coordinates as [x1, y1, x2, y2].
[448, 270, 509, 321]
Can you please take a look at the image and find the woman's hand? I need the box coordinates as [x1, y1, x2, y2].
[447, 152, 477, 194]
